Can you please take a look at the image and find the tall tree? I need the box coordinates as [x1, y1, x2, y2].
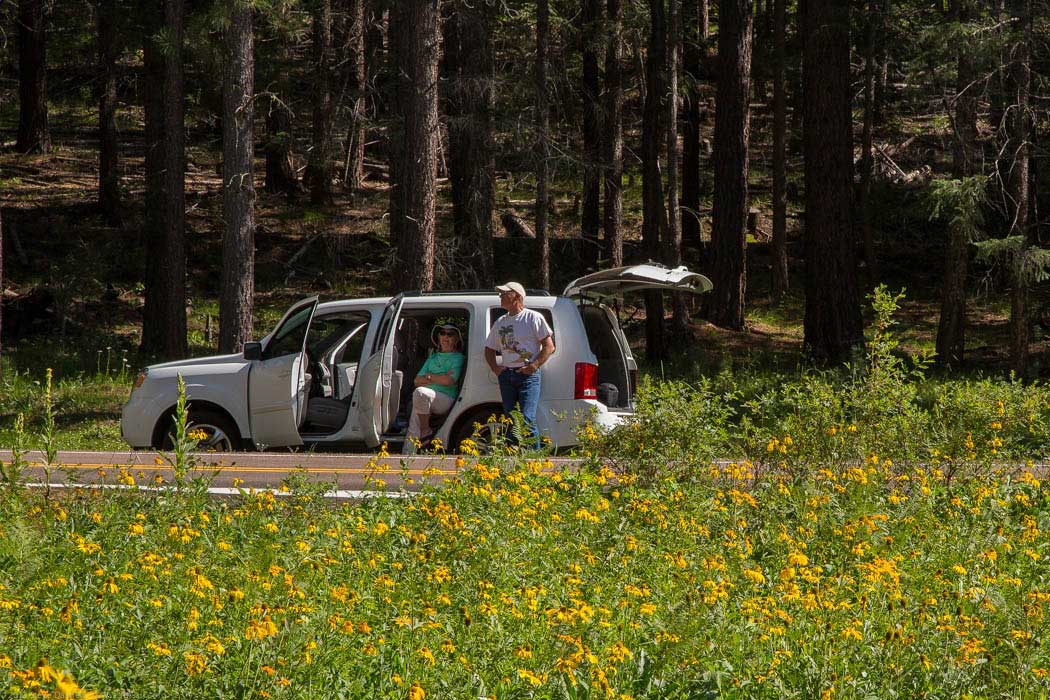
[306, 0, 335, 205]
[141, 0, 188, 358]
[935, 0, 979, 366]
[579, 0, 603, 272]
[802, 0, 863, 363]
[445, 0, 496, 285]
[97, 0, 121, 222]
[391, 0, 439, 291]
[602, 0, 624, 268]
[681, 0, 707, 256]
[708, 0, 753, 330]
[642, 0, 668, 359]
[665, 0, 688, 332]
[535, 0, 551, 289]
[343, 0, 367, 193]
[16, 0, 51, 154]
[1006, 0, 1033, 375]
[219, 1, 256, 355]
[770, 0, 789, 300]
[0, 208, 4, 371]
[857, 0, 879, 283]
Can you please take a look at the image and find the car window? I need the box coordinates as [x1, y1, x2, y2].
[308, 312, 371, 359]
[262, 304, 315, 360]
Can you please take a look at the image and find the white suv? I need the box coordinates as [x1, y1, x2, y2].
[121, 264, 711, 452]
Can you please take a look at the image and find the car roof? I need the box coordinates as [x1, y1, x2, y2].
[317, 291, 564, 313]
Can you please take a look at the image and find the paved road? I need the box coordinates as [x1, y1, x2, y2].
[0, 450, 574, 498]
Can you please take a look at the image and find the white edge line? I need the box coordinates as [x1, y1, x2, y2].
[23, 482, 411, 500]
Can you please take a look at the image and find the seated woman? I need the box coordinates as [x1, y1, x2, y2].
[402, 323, 465, 454]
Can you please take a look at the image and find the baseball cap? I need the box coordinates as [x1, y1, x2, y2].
[495, 281, 526, 301]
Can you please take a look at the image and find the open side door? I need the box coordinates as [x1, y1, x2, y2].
[355, 294, 404, 448]
[248, 296, 319, 448]
[562, 263, 713, 300]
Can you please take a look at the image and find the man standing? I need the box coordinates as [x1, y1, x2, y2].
[484, 282, 555, 447]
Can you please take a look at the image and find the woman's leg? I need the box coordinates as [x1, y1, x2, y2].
[403, 387, 439, 454]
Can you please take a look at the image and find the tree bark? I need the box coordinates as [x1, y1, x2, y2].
[16, 0, 50, 154]
[1007, 0, 1032, 375]
[802, 0, 864, 364]
[0, 208, 4, 371]
[141, 0, 188, 359]
[536, 0, 551, 289]
[579, 0, 603, 273]
[307, 0, 335, 205]
[708, 0, 753, 331]
[643, 0, 668, 359]
[936, 0, 978, 366]
[771, 0, 789, 301]
[343, 0, 367, 193]
[392, 0, 439, 292]
[858, 0, 879, 283]
[666, 0, 688, 333]
[220, 2, 256, 355]
[97, 0, 121, 222]
[603, 0, 624, 268]
[681, 0, 704, 256]
[445, 0, 496, 286]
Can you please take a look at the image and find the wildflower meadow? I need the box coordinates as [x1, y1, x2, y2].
[3, 289, 1050, 698]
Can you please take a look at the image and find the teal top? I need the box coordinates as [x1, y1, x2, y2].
[417, 352, 466, 398]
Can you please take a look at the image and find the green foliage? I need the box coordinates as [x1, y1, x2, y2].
[927, 175, 988, 245]
[591, 288, 1050, 481]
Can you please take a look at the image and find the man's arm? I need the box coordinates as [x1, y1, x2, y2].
[484, 346, 503, 375]
[522, 335, 554, 375]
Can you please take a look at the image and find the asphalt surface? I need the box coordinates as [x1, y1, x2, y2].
[1, 449, 576, 499]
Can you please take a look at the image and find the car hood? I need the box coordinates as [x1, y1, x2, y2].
[147, 352, 249, 376]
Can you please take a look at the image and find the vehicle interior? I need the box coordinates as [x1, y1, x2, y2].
[299, 310, 373, 435]
[577, 303, 632, 409]
[382, 309, 471, 441]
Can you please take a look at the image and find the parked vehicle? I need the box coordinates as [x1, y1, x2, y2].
[121, 264, 712, 452]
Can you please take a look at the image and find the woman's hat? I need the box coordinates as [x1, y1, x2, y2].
[432, 323, 463, 347]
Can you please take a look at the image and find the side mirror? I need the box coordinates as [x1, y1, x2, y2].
[243, 341, 262, 361]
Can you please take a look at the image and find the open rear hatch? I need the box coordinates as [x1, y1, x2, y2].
[563, 264, 713, 411]
[562, 263, 713, 299]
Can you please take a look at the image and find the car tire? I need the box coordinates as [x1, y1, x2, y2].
[161, 409, 241, 452]
[451, 406, 506, 454]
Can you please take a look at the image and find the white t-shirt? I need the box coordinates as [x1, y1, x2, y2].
[484, 308, 553, 368]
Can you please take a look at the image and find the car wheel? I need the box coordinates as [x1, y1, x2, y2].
[163, 409, 240, 452]
[451, 407, 506, 455]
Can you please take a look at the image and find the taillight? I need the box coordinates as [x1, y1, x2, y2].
[133, 370, 148, 390]
[575, 362, 598, 400]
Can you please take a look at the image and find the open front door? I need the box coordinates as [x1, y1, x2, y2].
[355, 294, 404, 448]
[248, 297, 319, 448]
[562, 263, 713, 299]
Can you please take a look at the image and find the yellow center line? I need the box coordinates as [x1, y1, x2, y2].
[25, 463, 462, 475]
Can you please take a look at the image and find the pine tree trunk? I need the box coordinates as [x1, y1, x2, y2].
[16, 0, 50, 154]
[580, 0, 603, 273]
[1007, 0, 1032, 375]
[858, 0, 879, 283]
[681, 0, 703, 256]
[97, 0, 121, 222]
[873, 0, 890, 124]
[536, 0, 551, 289]
[392, 0, 439, 292]
[802, 0, 864, 364]
[220, 3, 256, 355]
[602, 0, 624, 269]
[709, 0, 753, 331]
[771, 0, 789, 301]
[446, 0, 496, 286]
[666, 0, 688, 333]
[141, 0, 188, 359]
[643, 0, 668, 359]
[343, 0, 366, 193]
[936, 0, 977, 366]
[307, 0, 335, 205]
[0, 208, 4, 371]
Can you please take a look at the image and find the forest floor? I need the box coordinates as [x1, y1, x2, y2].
[1, 111, 1049, 450]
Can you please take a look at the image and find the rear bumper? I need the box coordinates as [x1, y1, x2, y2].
[538, 399, 631, 447]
